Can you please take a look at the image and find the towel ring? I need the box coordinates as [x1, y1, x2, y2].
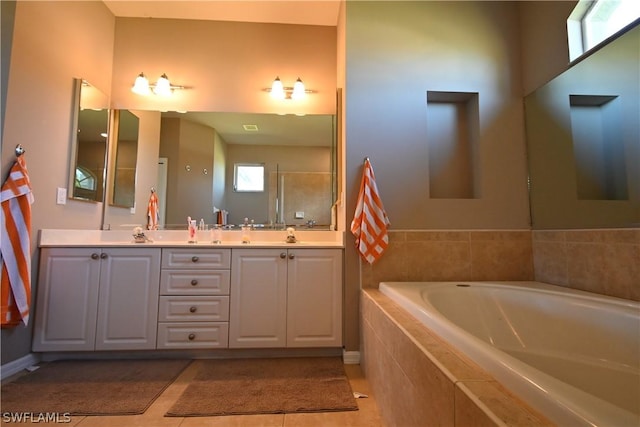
[15, 144, 25, 157]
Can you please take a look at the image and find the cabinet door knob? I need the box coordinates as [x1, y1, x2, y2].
[188, 333, 196, 340]
[280, 252, 286, 259]
[190, 279, 198, 286]
[189, 306, 197, 313]
[289, 253, 295, 260]
[191, 256, 199, 263]
[100, 253, 108, 259]
[91, 253, 99, 260]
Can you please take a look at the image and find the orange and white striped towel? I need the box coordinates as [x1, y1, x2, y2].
[147, 190, 159, 230]
[0, 156, 34, 327]
[350, 158, 390, 264]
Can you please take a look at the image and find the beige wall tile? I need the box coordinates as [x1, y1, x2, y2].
[532, 240, 568, 285]
[470, 238, 534, 280]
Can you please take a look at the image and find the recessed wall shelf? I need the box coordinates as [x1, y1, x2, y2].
[426, 91, 480, 199]
[569, 94, 628, 201]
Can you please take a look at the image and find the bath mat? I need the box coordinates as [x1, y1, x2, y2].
[165, 356, 359, 417]
[1, 359, 191, 416]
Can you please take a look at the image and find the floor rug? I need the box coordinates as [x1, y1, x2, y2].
[1, 359, 191, 416]
[165, 357, 359, 416]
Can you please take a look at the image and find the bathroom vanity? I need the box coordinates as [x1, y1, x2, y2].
[32, 230, 344, 353]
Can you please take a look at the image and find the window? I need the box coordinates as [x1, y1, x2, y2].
[75, 166, 96, 191]
[568, 0, 640, 62]
[233, 163, 264, 192]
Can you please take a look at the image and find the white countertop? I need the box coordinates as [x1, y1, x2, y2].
[38, 229, 345, 248]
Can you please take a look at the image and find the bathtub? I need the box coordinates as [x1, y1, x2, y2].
[379, 281, 640, 427]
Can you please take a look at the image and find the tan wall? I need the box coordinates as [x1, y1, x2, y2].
[1, 0, 116, 363]
[110, 18, 337, 115]
[343, 1, 531, 351]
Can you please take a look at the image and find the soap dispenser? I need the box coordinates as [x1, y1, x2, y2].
[241, 217, 251, 244]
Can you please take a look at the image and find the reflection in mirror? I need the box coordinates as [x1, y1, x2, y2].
[69, 79, 109, 203]
[158, 112, 336, 229]
[525, 24, 639, 229]
[111, 110, 139, 208]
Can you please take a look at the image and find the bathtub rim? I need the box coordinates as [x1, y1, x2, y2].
[378, 280, 640, 427]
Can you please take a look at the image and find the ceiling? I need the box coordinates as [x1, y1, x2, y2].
[162, 111, 335, 146]
[102, 0, 341, 26]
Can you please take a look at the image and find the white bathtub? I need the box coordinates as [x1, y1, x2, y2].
[379, 281, 640, 427]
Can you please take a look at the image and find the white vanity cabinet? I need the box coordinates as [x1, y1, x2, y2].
[32, 247, 160, 352]
[156, 248, 231, 349]
[229, 248, 342, 348]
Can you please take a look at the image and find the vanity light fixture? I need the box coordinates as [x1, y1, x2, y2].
[264, 76, 314, 100]
[131, 72, 185, 96]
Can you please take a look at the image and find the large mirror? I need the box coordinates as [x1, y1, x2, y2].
[103, 111, 337, 230]
[158, 112, 336, 229]
[68, 79, 110, 203]
[525, 24, 639, 229]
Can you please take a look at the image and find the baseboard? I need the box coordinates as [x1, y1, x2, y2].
[342, 350, 360, 364]
[1, 353, 40, 380]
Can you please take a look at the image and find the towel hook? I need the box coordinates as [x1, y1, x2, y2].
[15, 144, 25, 157]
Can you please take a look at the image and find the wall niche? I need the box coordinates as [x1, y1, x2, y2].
[569, 94, 628, 201]
[426, 91, 480, 199]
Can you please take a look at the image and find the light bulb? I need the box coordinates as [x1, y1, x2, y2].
[270, 77, 285, 99]
[153, 73, 172, 96]
[131, 72, 151, 95]
[291, 78, 306, 100]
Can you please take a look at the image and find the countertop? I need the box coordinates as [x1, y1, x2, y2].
[38, 229, 345, 248]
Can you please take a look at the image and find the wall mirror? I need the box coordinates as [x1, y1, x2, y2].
[111, 109, 139, 208]
[524, 23, 639, 229]
[158, 111, 337, 229]
[68, 79, 110, 203]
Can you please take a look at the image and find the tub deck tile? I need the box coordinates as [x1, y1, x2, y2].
[362, 289, 555, 427]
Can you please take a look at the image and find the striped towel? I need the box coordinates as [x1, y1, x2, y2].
[0, 156, 34, 327]
[350, 158, 390, 264]
[147, 190, 159, 230]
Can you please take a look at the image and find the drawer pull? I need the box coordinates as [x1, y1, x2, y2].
[289, 253, 295, 260]
[189, 306, 197, 313]
[191, 256, 199, 263]
[101, 253, 108, 259]
[188, 333, 196, 340]
[280, 252, 286, 259]
[190, 279, 198, 286]
[91, 253, 99, 260]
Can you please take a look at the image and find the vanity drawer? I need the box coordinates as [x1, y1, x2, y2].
[160, 270, 231, 295]
[162, 248, 231, 269]
[158, 296, 229, 322]
[157, 322, 228, 349]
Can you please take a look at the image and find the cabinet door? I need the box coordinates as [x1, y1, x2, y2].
[95, 248, 160, 350]
[32, 248, 101, 351]
[229, 249, 287, 348]
[287, 249, 343, 347]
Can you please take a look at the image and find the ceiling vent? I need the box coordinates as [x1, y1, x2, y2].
[242, 124, 259, 131]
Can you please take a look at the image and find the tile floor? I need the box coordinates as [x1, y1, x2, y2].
[2, 362, 385, 427]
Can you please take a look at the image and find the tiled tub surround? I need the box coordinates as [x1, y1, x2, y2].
[360, 229, 639, 301]
[360, 230, 535, 288]
[361, 289, 553, 427]
[378, 281, 640, 427]
[532, 228, 640, 301]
